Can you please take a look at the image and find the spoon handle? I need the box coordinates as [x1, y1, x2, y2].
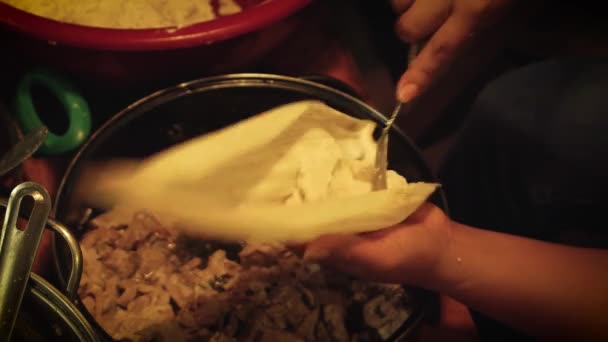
[0, 182, 51, 340]
[372, 102, 402, 188]
[371, 44, 420, 191]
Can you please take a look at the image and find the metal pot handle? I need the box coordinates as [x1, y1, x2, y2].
[45, 217, 82, 300]
[0, 198, 82, 300]
[0, 182, 51, 340]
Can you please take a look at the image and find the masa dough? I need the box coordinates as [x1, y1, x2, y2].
[2, 0, 242, 29]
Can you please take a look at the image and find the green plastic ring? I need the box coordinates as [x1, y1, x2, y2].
[14, 69, 92, 155]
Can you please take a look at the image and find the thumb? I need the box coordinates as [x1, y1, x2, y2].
[304, 233, 377, 279]
[303, 233, 358, 263]
[303, 226, 410, 283]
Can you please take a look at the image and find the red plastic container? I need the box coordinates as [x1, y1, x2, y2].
[0, 0, 313, 87]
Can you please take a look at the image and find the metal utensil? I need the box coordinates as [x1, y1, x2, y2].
[372, 102, 405, 190]
[372, 44, 419, 190]
[0, 126, 48, 177]
[0, 182, 52, 340]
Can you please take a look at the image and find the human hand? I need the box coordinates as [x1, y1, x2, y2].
[392, 0, 511, 101]
[303, 203, 454, 286]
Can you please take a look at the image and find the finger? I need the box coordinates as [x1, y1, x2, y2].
[408, 202, 442, 222]
[396, 13, 476, 102]
[284, 240, 306, 257]
[395, 0, 452, 43]
[304, 234, 359, 263]
[391, 0, 415, 13]
[304, 231, 408, 282]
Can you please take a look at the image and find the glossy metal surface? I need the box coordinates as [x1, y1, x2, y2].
[0, 127, 48, 176]
[0, 196, 96, 341]
[0, 182, 51, 340]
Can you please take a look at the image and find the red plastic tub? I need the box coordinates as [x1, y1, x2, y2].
[0, 0, 313, 87]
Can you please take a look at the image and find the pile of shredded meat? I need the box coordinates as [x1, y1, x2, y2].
[78, 210, 413, 341]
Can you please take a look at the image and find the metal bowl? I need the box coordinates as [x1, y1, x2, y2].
[52, 73, 448, 341]
[0, 199, 99, 341]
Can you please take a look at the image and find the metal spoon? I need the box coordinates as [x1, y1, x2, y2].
[0, 126, 49, 177]
[0, 182, 51, 341]
[372, 102, 405, 190]
[372, 44, 419, 190]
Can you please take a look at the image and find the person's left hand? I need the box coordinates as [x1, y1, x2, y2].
[303, 203, 454, 286]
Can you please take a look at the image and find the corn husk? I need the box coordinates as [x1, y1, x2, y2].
[79, 100, 439, 242]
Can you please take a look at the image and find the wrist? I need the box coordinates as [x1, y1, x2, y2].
[417, 219, 464, 292]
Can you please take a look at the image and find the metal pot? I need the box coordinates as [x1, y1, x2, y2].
[0, 198, 98, 341]
[52, 73, 448, 341]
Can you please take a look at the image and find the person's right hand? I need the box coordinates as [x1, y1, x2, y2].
[392, 0, 511, 102]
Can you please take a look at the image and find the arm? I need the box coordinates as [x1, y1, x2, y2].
[304, 204, 608, 340]
[433, 221, 608, 341]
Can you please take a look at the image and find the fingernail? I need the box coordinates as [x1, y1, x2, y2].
[303, 248, 330, 262]
[397, 83, 418, 102]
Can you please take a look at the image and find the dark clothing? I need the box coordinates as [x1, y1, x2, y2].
[439, 58, 608, 340]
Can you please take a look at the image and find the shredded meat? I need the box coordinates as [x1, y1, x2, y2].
[78, 210, 412, 341]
